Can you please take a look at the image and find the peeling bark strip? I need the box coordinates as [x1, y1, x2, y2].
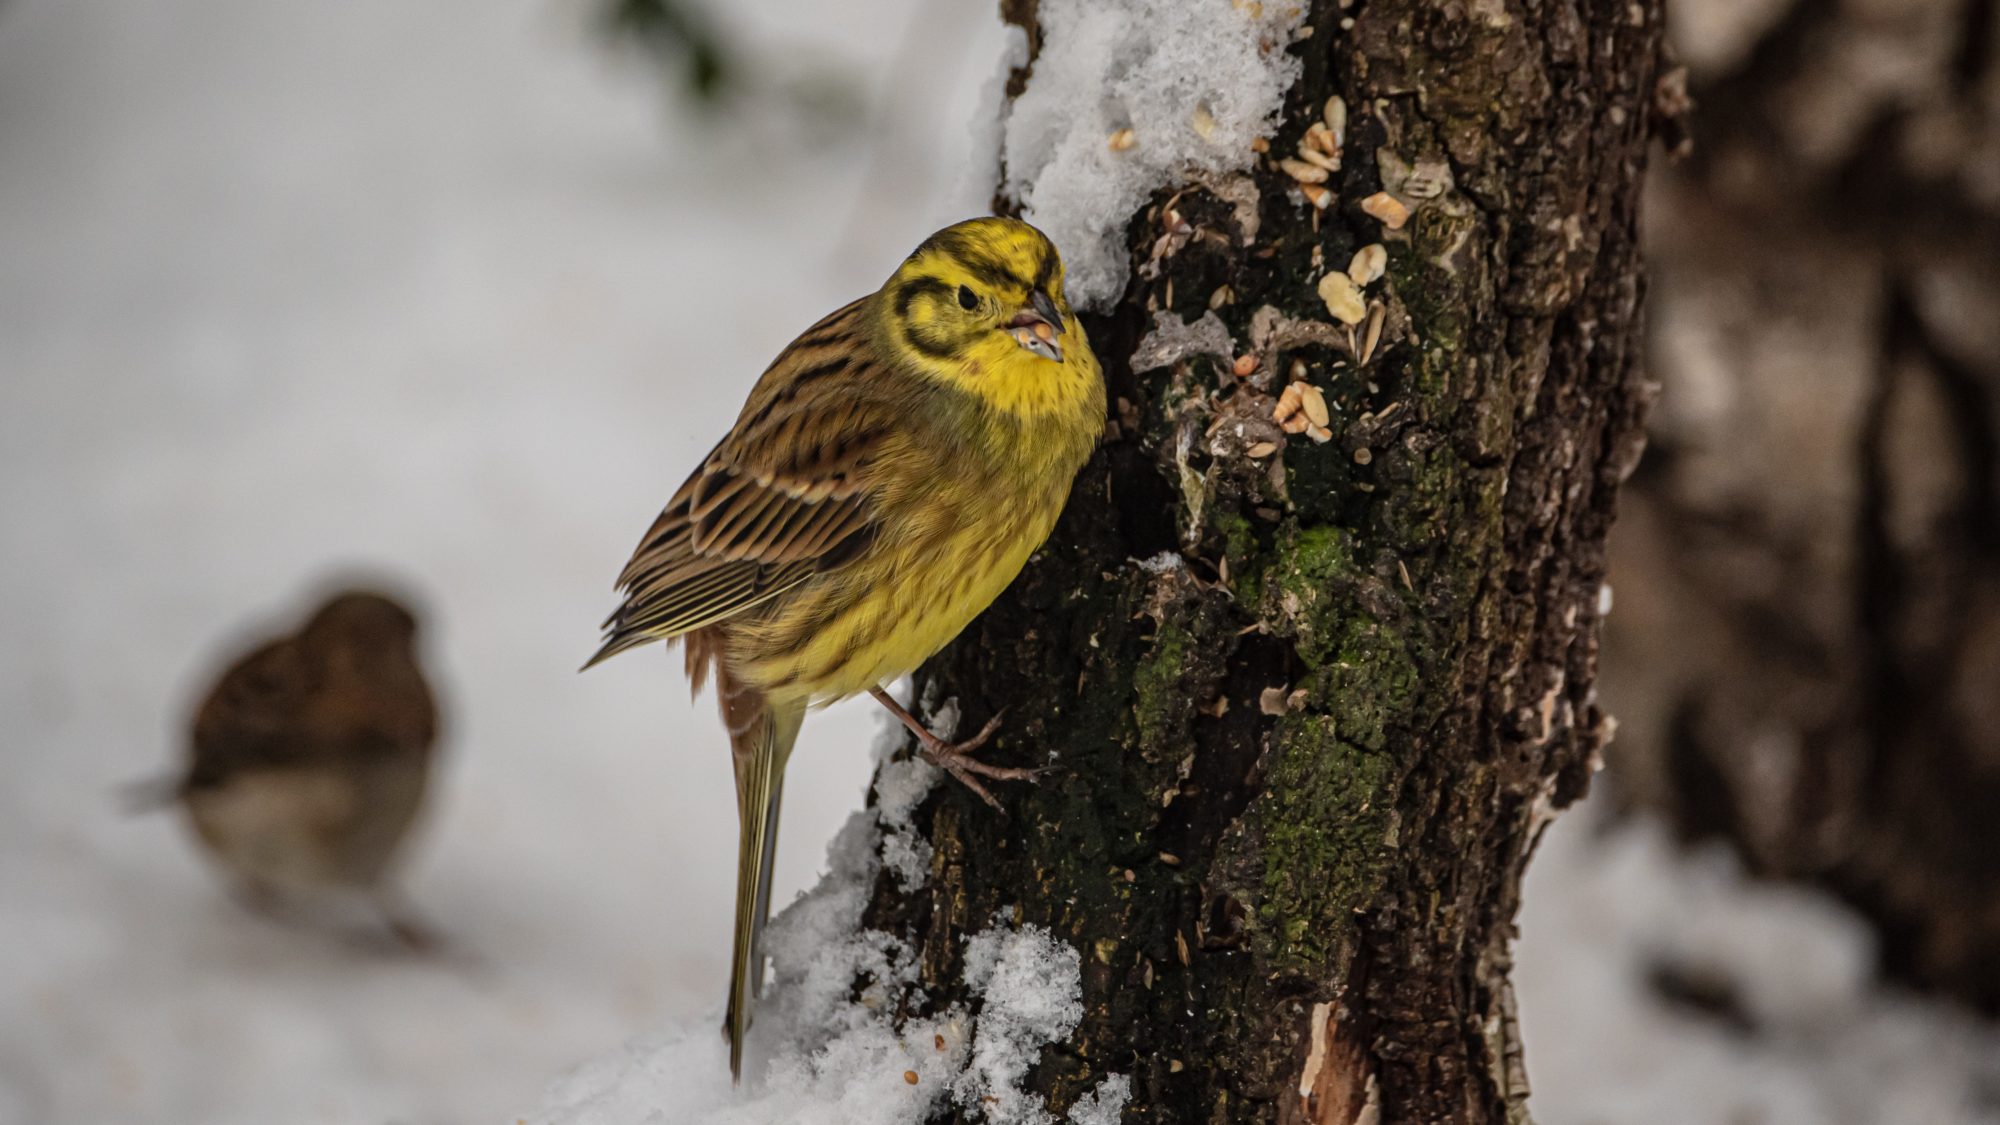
[864, 2, 1661, 1121]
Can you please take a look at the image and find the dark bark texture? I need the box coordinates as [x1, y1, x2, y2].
[1598, 0, 2000, 1012]
[864, 1, 1664, 1121]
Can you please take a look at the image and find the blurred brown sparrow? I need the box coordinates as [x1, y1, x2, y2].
[135, 590, 441, 948]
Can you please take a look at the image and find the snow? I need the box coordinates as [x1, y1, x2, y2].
[0, 0, 1008, 1121]
[1519, 804, 2000, 1125]
[5, 0, 1999, 1122]
[997, 0, 1304, 307]
[1063, 1076, 1134, 1125]
[534, 788, 1124, 1125]
[954, 923, 1086, 1124]
[959, 27, 1031, 218]
[533, 810, 916, 1125]
[872, 752, 940, 896]
[871, 689, 944, 893]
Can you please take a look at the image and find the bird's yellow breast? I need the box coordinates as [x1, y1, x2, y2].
[778, 513, 1051, 701]
[730, 398, 1094, 706]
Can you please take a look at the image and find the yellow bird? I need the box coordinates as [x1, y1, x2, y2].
[586, 217, 1103, 1078]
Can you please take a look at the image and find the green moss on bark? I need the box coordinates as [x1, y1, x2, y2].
[1252, 716, 1396, 971]
[1132, 620, 1192, 750]
[864, 0, 1662, 1119]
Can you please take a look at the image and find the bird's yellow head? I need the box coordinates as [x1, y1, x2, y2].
[877, 217, 1097, 418]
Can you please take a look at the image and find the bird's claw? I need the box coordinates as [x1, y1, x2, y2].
[917, 711, 1041, 810]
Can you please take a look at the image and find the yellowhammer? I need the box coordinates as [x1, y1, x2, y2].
[585, 216, 1104, 1078]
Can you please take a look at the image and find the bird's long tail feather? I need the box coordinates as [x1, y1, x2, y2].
[719, 670, 804, 1083]
[118, 774, 184, 814]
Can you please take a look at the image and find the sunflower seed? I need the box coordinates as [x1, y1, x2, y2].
[1317, 271, 1366, 325]
[1361, 192, 1411, 229]
[1296, 146, 1339, 173]
[1191, 104, 1218, 141]
[1348, 243, 1387, 286]
[1278, 157, 1329, 184]
[1300, 384, 1329, 427]
[1273, 381, 1304, 422]
[1360, 302, 1385, 364]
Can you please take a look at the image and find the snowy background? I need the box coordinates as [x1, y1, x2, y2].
[1, 1, 1996, 1123]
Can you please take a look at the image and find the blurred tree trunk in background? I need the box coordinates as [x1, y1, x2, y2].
[1599, 0, 2000, 1011]
[861, 1, 1664, 1120]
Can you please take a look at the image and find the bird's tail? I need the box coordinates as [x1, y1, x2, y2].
[718, 666, 804, 1083]
[117, 774, 184, 814]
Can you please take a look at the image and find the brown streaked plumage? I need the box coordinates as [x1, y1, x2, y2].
[145, 589, 441, 947]
[587, 297, 884, 667]
[587, 217, 1104, 1080]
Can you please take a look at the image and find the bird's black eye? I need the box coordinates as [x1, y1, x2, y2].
[957, 285, 978, 311]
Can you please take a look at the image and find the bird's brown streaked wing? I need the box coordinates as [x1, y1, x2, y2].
[185, 640, 316, 790]
[587, 340, 905, 667]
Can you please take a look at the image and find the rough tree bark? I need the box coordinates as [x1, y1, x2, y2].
[864, 2, 1664, 1121]
[1598, 0, 2000, 1011]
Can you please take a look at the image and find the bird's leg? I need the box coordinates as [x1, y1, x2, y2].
[361, 891, 493, 978]
[868, 687, 1039, 810]
[229, 878, 298, 925]
[382, 911, 440, 954]
[371, 890, 446, 955]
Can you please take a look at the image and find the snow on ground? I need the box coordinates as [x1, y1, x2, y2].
[0, 1, 1006, 1122]
[4, 2, 1999, 1123]
[538, 770, 2000, 1125]
[1520, 803, 2000, 1125]
[535, 719, 1129, 1125]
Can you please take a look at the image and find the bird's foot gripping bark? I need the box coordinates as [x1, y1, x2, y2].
[869, 688, 1039, 810]
[918, 712, 1046, 811]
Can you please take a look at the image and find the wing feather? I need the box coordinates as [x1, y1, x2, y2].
[183, 640, 322, 789]
[586, 299, 909, 669]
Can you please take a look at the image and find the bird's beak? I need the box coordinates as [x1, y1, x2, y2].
[1005, 288, 1065, 362]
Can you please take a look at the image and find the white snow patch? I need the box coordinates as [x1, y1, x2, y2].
[1520, 805, 2000, 1125]
[998, 0, 1304, 307]
[877, 830, 935, 897]
[873, 754, 942, 831]
[955, 922, 1086, 1124]
[872, 745, 941, 894]
[1064, 1075, 1133, 1125]
[535, 819, 1117, 1125]
[534, 811, 941, 1125]
[923, 694, 963, 745]
[0, 0, 999, 1120]
[863, 694, 944, 892]
[954, 26, 1033, 214]
[1136, 551, 1186, 574]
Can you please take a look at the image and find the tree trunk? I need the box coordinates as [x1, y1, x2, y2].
[1597, 0, 2000, 1011]
[864, 2, 1664, 1121]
